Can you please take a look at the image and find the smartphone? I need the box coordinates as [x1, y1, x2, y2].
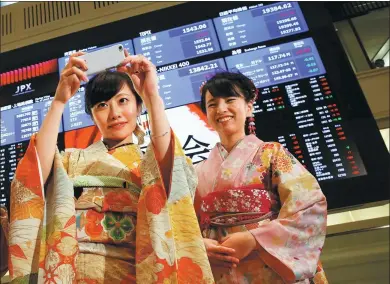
[79, 44, 126, 76]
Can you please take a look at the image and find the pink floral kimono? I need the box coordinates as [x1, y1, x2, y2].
[8, 131, 214, 283]
[195, 134, 328, 284]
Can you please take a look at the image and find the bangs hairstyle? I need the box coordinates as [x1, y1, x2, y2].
[200, 71, 257, 113]
[84, 71, 142, 116]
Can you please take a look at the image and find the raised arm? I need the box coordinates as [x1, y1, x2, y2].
[117, 53, 172, 191]
[36, 52, 88, 184]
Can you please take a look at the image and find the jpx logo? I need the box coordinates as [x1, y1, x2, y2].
[16, 83, 32, 93]
[14, 83, 34, 95]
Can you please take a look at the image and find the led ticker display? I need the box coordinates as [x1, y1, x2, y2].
[214, 2, 308, 50]
[251, 73, 366, 181]
[157, 58, 227, 109]
[225, 37, 325, 88]
[0, 95, 63, 146]
[133, 19, 221, 66]
[0, 73, 61, 146]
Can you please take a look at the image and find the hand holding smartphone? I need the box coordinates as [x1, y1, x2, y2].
[79, 44, 126, 76]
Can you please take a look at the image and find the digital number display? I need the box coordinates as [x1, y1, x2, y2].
[225, 38, 325, 88]
[156, 59, 227, 109]
[252, 74, 366, 181]
[1, 96, 63, 146]
[0, 73, 61, 146]
[133, 20, 221, 66]
[213, 2, 308, 50]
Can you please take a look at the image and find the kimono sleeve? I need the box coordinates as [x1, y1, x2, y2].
[8, 134, 70, 281]
[136, 129, 213, 283]
[140, 129, 198, 200]
[250, 142, 327, 283]
[8, 134, 45, 280]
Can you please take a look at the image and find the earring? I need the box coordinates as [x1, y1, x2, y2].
[199, 81, 206, 94]
[247, 87, 259, 136]
[247, 114, 256, 135]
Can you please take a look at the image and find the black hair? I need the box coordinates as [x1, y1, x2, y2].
[200, 71, 258, 113]
[84, 71, 142, 116]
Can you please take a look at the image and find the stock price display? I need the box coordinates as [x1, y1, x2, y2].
[225, 38, 325, 88]
[0, 96, 63, 146]
[252, 73, 366, 182]
[214, 2, 308, 50]
[156, 59, 227, 109]
[133, 20, 221, 66]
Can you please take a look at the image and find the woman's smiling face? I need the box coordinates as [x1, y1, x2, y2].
[205, 89, 252, 138]
[91, 83, 139, 142]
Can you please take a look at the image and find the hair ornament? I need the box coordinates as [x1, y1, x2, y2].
[199, 81, 207, 94]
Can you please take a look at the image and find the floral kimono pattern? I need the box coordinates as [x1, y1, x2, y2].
[8, 130, 214, 283]
[195, 134, 328, 284]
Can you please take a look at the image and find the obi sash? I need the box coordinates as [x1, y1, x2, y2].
[199, 184, 277, 230]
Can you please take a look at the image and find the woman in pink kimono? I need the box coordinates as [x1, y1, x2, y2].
[195, 72, 328, 283]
